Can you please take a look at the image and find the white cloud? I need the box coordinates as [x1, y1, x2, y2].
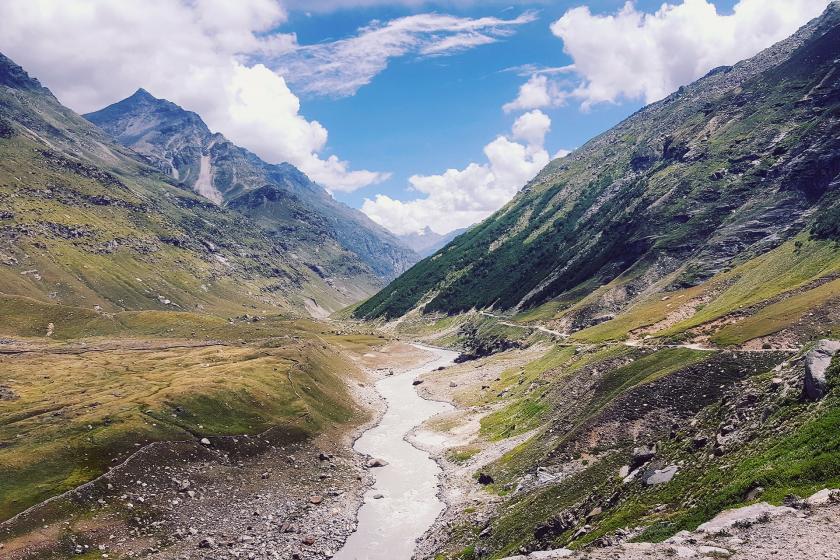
[503, 74, 567, 113]
[0, 0, 386, 192]
[272, 11, 537, 97]
[543, 0, 830, 109]
[362, 110, 555, 235]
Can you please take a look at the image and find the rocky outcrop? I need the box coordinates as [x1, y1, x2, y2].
[803, 339, 840, 400]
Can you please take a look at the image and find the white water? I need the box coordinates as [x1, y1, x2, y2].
[334, 344, 458, 560]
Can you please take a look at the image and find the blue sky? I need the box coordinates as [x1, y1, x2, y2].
[0, 0, 827, 236]
[279, 0, 740, 218]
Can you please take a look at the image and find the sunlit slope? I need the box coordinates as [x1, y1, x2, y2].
[355, 4, 840, 324]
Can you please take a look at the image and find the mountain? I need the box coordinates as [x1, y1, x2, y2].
[370, 5, 840, 558]
[355, 2, 840, 324]
[398, 226, 469, 257]
[84, 90, 418, 286]
[0, 52, 365, 317]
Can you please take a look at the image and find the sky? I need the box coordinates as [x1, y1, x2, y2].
[0, 0, 831, 235]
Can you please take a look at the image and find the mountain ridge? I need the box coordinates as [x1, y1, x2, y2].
[355, 2, 840, 323]
[84, 91, 419, 283]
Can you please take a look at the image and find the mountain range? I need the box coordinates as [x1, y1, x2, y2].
[0, 53, 418, 320]
[355, 4, 840, 326]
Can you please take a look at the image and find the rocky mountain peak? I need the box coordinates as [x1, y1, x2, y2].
[0, 52, 46, 91]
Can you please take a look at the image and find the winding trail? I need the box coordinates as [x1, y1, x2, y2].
[334, 344, 459, 560]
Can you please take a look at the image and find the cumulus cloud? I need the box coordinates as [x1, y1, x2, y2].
[273, 11, 537, 97]
[503, 74, 567, 113]
[554, 0, 829, 107]
[506, 0, 829, 111]
[0, 0, 385, 192]
[362, 110, 555, 236]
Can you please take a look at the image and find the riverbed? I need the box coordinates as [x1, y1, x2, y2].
[333, 344, 459, 560]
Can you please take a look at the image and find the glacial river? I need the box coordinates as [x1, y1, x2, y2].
[333, 344, 459, 560]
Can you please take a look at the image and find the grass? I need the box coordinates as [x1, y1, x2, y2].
[0, 323, 377, 522]
[661, 238, 840, 337]
[712, 276, 840, 345]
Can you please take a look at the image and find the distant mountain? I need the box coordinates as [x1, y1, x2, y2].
[398, 226, 469, 257]
[0, 52, 365, 316]
[84, 90, 418, 283]
[355, 2, 840, 323]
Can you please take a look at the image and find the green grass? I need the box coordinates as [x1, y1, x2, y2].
[661, 238, 840, 337]
[0, 325, 376, 522]
[712, 277, 840, 345]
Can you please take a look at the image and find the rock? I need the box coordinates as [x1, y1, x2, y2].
[176, 479, 191, 492]
[478, 473, 495, 485]
[366, 458, 388, 468]
[373, 493, 384, 499]
[309, 495, 323, 504]
[536, 467, 556, 483]
[697, 502, 796, 533]
[528, 549, 574, 558]
[197, 538, 214, 549]
[697, 545, 732, 557]
[806, 488, 840, 506]
[618, 465, 630, 478]
[691, 435, 708, 449]
[644, 465, 678, 486]
[449, 382, 458, 388]
[0, 385, 18, 401]
[770, 377, 784, 390]
[671, 545, 697, 558]
[745, 486, 764, 501]
[631, 444, 656, 469]
[412, 379, 424, 386]
[498, 556, 527, 560]
[318, 452, 331, 461]
[301, 534, 316, 545]
[804, 340, 840, 400]
[199, 438, 211, 446]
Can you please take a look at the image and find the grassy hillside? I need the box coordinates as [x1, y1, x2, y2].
[355, 4, 840, 323]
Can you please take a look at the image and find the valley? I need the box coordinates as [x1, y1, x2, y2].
[2, 2, 840, 560]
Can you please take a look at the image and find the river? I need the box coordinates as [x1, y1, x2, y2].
[333, 344, 459, 560]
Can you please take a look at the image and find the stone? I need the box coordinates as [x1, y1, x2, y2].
[199, 438, 211, 446]
[309, 495, 323, 504]
[366, 458, 388, 468]
[373, 493, 384, 499]
[805, 488, 840, 506]
[697, 502, 796, 533]
[803, 339, 840, 400]
[478, 473, 494, 485]
[449, 382, 458, 388]
[630, 444, 656, 469]
[697, 545, 732, 557]
[301, 535, 316, 545]
[197, 538, 214, 549]
[671, 545, 697, 558]
[412, 379, 424, 386]
[528, 549, 574, 558]
[644, 465, 678, 486]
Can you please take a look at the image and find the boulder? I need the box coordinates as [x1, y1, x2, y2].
[644, 465, 678, 486]
[199, 437, 211, 446]
[805, 488, 840, 506]
[630, 444, 656, 469]
[697, 502, 796, 533]
[529, 548, 575, 558]
[803, 340, 840, 400]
